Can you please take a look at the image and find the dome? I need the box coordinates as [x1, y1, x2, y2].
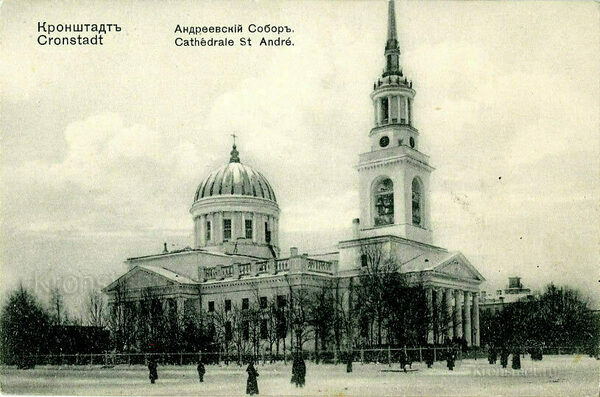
[193, 145, 277, 203]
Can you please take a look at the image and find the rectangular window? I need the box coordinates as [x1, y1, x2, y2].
[390, 96, 398, 122]
[265, 222, 271, 243]
[245, 219, 253, 239]
[407, 98, 412, 125]
[206, 220, 211, 241]
[361, 254, 368, 267]
[242, 298, 249, 310]
[259, 296, 267, 309]
[223, 219, 232, 241]
[225, 299, 231, 312]
[381, 97, 389, 123]
[208, 301, 215, 312]
[260, 319, 268, 339]
[277, 295, 286, 308]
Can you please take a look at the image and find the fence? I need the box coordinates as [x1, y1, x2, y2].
[21, 345, 591, 367]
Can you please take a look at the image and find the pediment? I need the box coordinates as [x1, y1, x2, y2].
[104, 266, 174, 292]
[434, 253, 485, 282]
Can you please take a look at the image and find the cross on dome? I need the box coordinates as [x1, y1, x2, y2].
[229, 132, 240, 163]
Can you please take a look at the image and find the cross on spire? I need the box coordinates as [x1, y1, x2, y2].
[231, 132, 237, 147]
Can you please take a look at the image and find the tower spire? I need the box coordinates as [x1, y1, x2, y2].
[383, 0, 401, 76]
[386, 0, 398, 51]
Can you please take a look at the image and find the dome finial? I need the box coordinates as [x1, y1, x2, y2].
[230, 132, 240, 163]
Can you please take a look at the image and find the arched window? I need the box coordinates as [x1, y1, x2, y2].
[374, 178, 394, 226]
[412, 178, 422, 226]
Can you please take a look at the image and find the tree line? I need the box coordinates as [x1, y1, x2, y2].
[480, 283, 600, 356]
[2, 244, 598, 367]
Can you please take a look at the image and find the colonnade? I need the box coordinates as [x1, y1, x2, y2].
[426, 287, 480, 347]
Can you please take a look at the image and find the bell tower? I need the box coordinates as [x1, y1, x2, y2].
[357, 0, 434, 244]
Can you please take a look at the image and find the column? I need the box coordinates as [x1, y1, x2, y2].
[216, 212, 223, 244]
[199, 215, 206, 247]
[434, 289, 442, 344]
[256, 214, 263, 244]
[454, 290, 463, 339]
[375, 99, 381, 125]
[399, 95, 406, 123]
[445, 288, 454, 341]
[234, 212, 243, 240]
[463, 291, 472, 346]
[426, 288, 434, 344]
[176, 298, 185, 323]
[272, 217, 279, 248]
[373, 99, 378, 125]
[473, 292, 480, 347]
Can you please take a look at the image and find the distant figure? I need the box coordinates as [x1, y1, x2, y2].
[346, 352, 353, 373]
[499, 348, 509, 368]
[424, 345, 434, 368]
[488, 345, 497, 364]
[291, 355, 299, 385]
[512, 347, 521, 370]
[297, 355, 306, 387]
[399, 350, 412, 372]
[197, 360, 206, 382]
[291, 354, 306, 387]
[446, 348, 456, 371]
[148, 358, 158, 384]
[246, 360, 259, 395]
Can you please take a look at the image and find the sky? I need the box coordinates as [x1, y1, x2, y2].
[1, 0, 599, 317]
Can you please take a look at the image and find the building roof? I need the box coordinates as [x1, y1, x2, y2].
[137, 265, 198, 285]
[193, 145, 276, 203]
[400, 250, 456, 273]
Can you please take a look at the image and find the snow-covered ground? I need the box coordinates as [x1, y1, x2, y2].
[1, 355, 598, 396]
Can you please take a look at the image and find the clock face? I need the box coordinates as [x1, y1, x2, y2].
[379, 136, 390, 148]
[409, 137, 415, 148]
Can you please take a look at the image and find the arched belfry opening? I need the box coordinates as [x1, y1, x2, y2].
[412, 177, 423, 226]
[374, 178, 394, 226]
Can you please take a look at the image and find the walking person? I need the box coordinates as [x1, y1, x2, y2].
[500, 347, 509, 368]
[246, 360, 259, 395]
[424, 345, 434, 368]
[197, 359, 206, 383]
[297, 354, 306, 387]
[291, 355, 299, 386]
[148, 357, 158, 384]
[346, 351, 353, 373]
[446, 348, 456, 371]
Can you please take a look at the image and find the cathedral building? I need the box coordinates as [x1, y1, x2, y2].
[104, 0, 485, 351]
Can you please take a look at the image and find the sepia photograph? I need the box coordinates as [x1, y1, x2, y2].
[1, 0, 598, 395]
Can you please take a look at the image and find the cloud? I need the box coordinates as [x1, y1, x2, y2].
[3, 113, 202, 235]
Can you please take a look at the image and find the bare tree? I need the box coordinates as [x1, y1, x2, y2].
[209, 299, 234, 363]
[308, 284, 334, 362]
[106, 280, 135, 352]
[285, 276, 314, 353]
[356, 242, 399, 346]
[263, 296, 280, 362]
[49, 287, 65, 326]
[86, 289, 106, 327]
[355, 242, 432, 348]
